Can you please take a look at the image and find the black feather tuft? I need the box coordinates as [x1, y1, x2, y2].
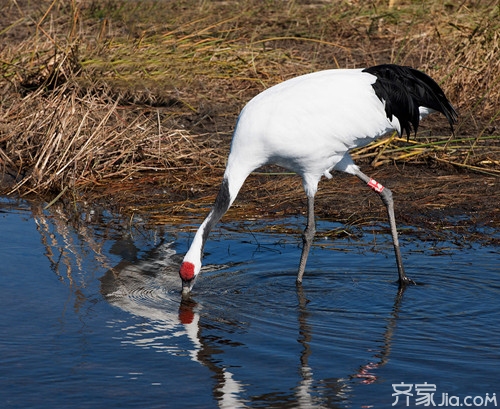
[363, 64, 458, 139]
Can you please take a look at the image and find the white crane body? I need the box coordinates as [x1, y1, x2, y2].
[179, 64, 458, 294]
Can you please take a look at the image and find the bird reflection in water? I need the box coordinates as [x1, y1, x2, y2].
[101, 240, 409, 408]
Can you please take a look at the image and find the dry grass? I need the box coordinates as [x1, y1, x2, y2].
[0, 0, 499, 202]
[0, 81, 226, 194]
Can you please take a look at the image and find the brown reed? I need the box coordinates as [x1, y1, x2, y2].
[0, 0, 498, 202]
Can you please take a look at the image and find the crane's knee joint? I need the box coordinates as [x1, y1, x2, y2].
[379, 186, 393, 205]
[381, 186, 393, 199]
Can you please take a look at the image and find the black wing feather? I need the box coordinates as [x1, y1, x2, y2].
[363, 64, 458, 138]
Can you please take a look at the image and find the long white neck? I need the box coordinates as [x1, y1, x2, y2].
[182, 214, 213, 273]
[181, 145, 264, 281]
[181, 176, 233, 275]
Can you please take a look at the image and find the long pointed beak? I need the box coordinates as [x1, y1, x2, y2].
[181, 279, 194, 297]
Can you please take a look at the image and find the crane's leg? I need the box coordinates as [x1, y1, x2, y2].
[297, 194, 316, 284]
[353, 170, 415, 286]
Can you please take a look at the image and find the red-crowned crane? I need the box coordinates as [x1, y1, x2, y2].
[179, 64, 458, 295]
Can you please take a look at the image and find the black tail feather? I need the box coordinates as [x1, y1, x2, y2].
[363, 64, 458, 138]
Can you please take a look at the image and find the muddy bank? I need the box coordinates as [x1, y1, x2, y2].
[82, 162, 498, 246]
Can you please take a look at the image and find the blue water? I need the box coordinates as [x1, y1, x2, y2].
[0, 197, 498, 408]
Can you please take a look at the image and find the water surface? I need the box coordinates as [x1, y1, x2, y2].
[0, 197, 498, 408]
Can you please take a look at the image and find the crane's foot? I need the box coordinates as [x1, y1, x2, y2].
[398, 275, 417, 286]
